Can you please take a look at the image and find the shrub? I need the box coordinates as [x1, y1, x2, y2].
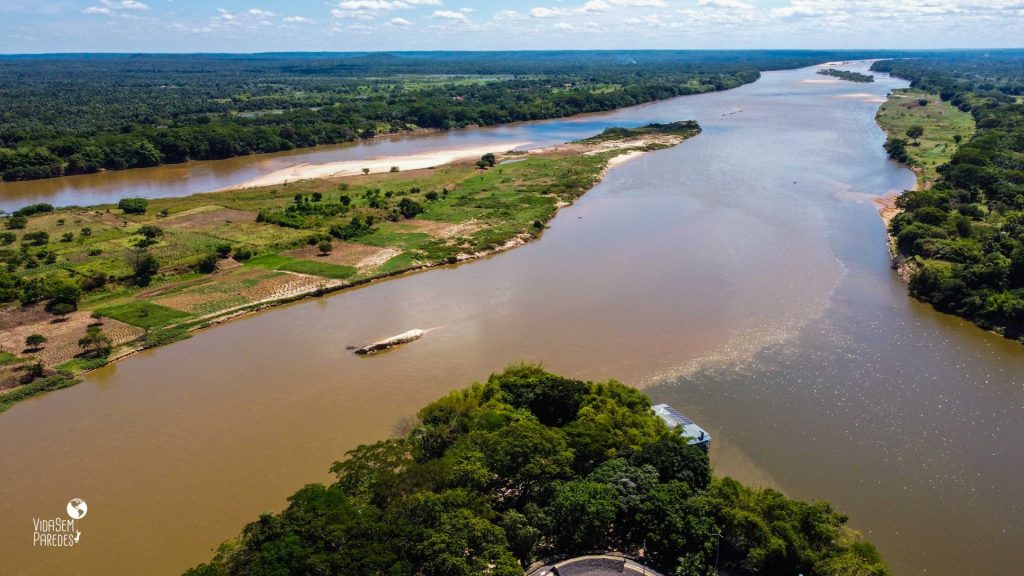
[5, 215, 27, 229]
[196, 253, 218, 274]
[78, 326, 112, 357]
[398, 198, 423, 219]
[13, 203, 54, 217]
[25, 334, 46, 349]
[118, 197, 148, 215]
[22, 231, 49, 246]
[233, 247, 253, 261]
[137, 224, 164, 240]
[49, 302, 76, 319]
[125, 249, 160, 286]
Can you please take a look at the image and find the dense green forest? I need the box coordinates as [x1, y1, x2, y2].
[871, 52, 1024, 339]
[186, 365, 888, 576]
[0, 51, 910, 183]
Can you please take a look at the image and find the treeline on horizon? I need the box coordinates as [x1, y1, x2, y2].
[186, 365, 888, 576]
[0, 50, 912, 184]
[872, 52, 1024, 338]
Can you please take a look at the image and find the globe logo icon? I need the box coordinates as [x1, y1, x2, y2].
[67, 498, 88, 520]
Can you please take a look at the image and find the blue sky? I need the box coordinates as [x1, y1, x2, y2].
[1, 0, 1022, 54]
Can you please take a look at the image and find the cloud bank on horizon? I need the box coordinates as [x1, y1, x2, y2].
[1, 0, 1022, 53]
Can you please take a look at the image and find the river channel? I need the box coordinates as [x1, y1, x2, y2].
[1, 62, 1020, 575]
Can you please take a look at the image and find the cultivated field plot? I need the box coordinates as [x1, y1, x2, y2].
[0, 307, 144, 367]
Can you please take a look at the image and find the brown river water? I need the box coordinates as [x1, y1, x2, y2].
[1, 62, 1021, 575]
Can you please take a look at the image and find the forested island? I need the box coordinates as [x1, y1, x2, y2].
[0, 122, 698, 411]
[0, 51, 912, 183]
[872, 52, 1024, 339]
[186, 365, 889, 576]
[817, 68, 874, 82]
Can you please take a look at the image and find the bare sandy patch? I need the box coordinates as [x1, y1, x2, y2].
[872, 193, 901, 229]
[160, 207, 256, 230]
[836, 92, 886, 103]
[607, 150, 646, 168]
[217, 258, 242, 271]
[0, 309, 144, 366]
[400, 219, 484, 239]
[285, 242, 385, 266]
[225, 143, 530, 190]
[236, 272, 341, 303]
[356, 247, 403, 271]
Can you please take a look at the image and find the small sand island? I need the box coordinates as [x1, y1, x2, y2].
[0, 121, 700, 411]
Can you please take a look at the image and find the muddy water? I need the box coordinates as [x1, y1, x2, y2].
[1, 63, 1022, 576]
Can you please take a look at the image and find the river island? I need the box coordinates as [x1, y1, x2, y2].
[0, 121, 700, 411]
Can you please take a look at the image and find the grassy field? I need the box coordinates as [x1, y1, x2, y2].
[0, 123, 699, 410]
[876, 88, 975, 187]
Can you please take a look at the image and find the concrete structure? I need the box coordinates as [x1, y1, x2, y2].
[652, 403, 711, 449]
[527, 555, 663, 576]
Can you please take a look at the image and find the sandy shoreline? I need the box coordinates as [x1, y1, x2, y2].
[223, 143, 531, 190]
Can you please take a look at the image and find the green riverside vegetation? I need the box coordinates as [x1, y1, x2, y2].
[816, 68, 874, 83]
[872, 53, 1024, 339]
[876, 88, 975, 187]
[185, 365, 889, 576]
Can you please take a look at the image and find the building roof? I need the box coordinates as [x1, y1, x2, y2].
[652, 404, 711, 446]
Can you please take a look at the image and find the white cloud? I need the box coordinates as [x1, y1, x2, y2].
[529, 7, 569, 18]
[100, 0, 149, 9]
[85, 0, 148, 14]
[698, 0, 754, 9]
[385, 16, 414, 25]
[529, 0, 665, 18]
[248, 9, 276, 18]
[331, 8, 375, 19]
[609, 0, 667, 6]
[493, 9, 524, 20]
[337, 1, 409, 10]
[431, 9, 469, 22]
[283, 16, 314, 23]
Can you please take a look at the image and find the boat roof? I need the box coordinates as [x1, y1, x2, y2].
[652, 403, 711, 445]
